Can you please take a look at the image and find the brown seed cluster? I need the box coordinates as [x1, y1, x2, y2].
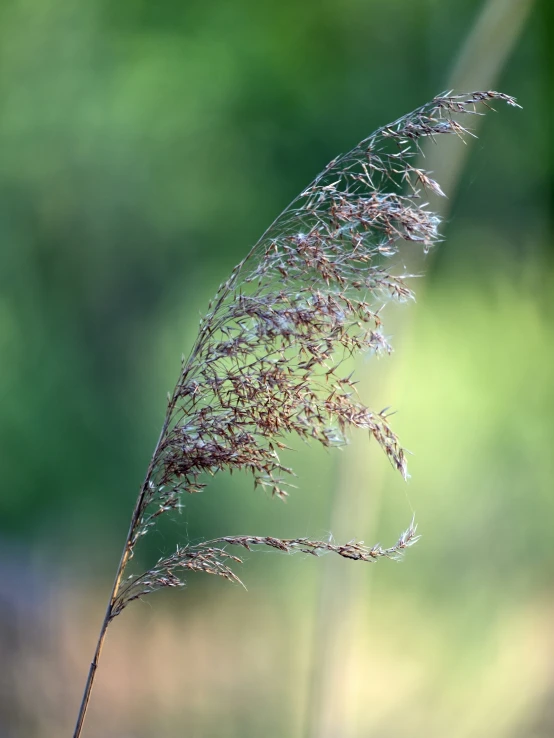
[115, 91, 518, 611]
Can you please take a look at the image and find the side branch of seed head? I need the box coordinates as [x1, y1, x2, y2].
[114, 519, 420, 615]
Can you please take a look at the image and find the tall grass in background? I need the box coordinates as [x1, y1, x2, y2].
[304, 2, 534, 735]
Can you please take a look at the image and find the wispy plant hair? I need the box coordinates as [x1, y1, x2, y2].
[72, 90, 518, 738]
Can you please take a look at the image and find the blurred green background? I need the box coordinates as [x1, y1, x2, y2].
[1, 0, 553, 736]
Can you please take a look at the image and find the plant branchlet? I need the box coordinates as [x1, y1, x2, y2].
[72, 90, 518, 738]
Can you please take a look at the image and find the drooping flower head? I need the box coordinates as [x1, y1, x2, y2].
[112, 91, 518, 613]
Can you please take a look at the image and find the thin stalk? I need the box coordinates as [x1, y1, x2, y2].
[72, 402, 176, 738]
[71, 564, 124, 738]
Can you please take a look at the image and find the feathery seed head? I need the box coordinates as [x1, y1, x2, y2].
[116, 91, 518, 608]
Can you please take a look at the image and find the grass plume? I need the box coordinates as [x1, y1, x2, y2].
[72, 90, 518, 738]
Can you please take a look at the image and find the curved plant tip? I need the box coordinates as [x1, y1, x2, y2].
[73, 90, 518, 738]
